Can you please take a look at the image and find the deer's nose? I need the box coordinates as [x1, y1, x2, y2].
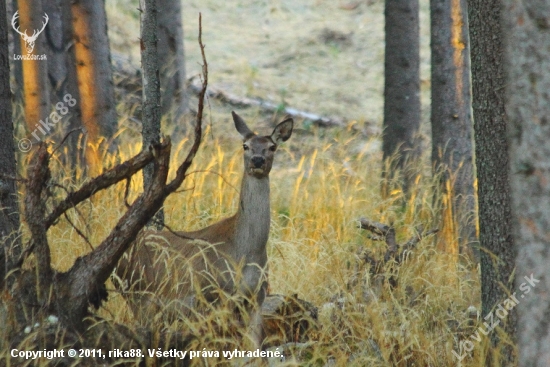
[251, 156, 265, 168]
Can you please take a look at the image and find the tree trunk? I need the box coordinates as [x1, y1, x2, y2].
[71, 0, 116, 176]
[468, 0, 516, 364]
[42, 0, 83, 167]
[43, 0, 65, 101]
[430, 0, 476, 257]
[0, 11, 206, 359]
[0, 0, 21, 285]
[7, 0, 23, 105]
[62, 0, 84, 168]
[140, 0, 164, 228]
[503, 1, 550, 366]
[157, 0, 188, 125]
[382, 0, 421, 196]
[16, 0, 50, 134]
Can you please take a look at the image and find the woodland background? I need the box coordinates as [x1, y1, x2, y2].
[0, 0, 548, 366]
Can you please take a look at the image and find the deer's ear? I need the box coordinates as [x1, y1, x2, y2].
[271, 117, 293, 143]
[232, 111, 254, 139]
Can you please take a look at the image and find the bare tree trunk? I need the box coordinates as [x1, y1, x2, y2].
[43, 0, 65, 101]
[16, 0, 50, 134]
[42, 0, 83, 167]
[62, 0, 83, 168]
[7, 0, 23, 104]
[503, 1, 550, 366]
[469, 0, 516, 364]
[71, 0, 116, 176]
[382, 0, 421, 197]
[157, 0, 188, 125]
[140, 0, 164, 228]
[430, 0, 476, 258]
[0, 0, 21, 286]
[0, 14, 207, 359]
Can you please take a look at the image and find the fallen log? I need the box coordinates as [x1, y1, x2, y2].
[188, 79, 347, 129]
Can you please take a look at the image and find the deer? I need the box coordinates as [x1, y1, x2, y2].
[115, 111, 293, 347]
[11, 11, 49, 54]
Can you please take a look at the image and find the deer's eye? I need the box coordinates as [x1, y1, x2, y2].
[269, 145, 276, 152]
[243, 144, 249, 151]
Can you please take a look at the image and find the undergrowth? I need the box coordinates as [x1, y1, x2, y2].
[3, 107, 489, 366]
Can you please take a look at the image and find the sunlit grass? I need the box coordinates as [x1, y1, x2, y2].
[15, 106, 489, 366]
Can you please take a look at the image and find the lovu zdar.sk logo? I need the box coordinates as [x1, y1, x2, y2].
[12, 10, 48, 60]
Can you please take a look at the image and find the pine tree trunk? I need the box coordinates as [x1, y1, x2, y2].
[140, 0, 164, 228]
[17, 0, 50, 134]
[43, 0, 84, 167]
[0, 0, 21, 285]
[7, 0, 23, 104]
[157, 0, 188, 124]
[430, 0, 476, 257]
[43, 0, 65, 101]
[71, 0, 116, 176]
[382, 0, 421, 196]
[503, 1, 550, 365]
[469, 0, 516, 364]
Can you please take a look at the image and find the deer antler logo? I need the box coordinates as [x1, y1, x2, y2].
[11, 11, 49, 54]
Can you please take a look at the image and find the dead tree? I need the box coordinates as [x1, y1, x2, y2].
[354, 218, 438, 290]
[0, 14, 208, 362]
[140, 0, 164, 228]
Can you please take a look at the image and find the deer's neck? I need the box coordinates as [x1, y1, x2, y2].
[233, 173, 271, 264]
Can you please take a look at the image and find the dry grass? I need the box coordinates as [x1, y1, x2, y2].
[29, 111, 485, 366]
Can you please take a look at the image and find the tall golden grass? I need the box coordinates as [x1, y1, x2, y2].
[10, 107, 490, 366]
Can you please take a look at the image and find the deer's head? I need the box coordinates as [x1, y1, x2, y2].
[12, 11, 49, 54]
[232, 111, 293, 179]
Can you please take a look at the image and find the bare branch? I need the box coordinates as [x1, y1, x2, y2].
[57, 140, 172, 326]
[358, 218, 391, 236]
[24, 144, 53, 298]
[357, 217, 438, 288]
[56, 14, 209, 327]
[44, 148, 155, 229]
[165, 13, 206, 194]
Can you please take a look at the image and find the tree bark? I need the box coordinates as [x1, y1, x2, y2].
[43, 0, 65, 101]
[60, 0, 84, 168]
[157, 0, 188, 123]
[140, 0, 164, 228]
[0, 0, 21, 286]
[503, 1, 550, 366]
[71, 0, 116, 176]
[468, 0, 516, 364]
[16, 0, 50, 134]
[42, 0, 83, 168]
[7, 0, 23, 104]
[382, 0, 421, 196]
[430, 0, 476, 257]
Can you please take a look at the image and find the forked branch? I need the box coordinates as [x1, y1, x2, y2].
[44, 148, 155, 229]
[56, 14, 209, 327]
[16, 14, 209, 329]
[353, 218, 438, 289]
